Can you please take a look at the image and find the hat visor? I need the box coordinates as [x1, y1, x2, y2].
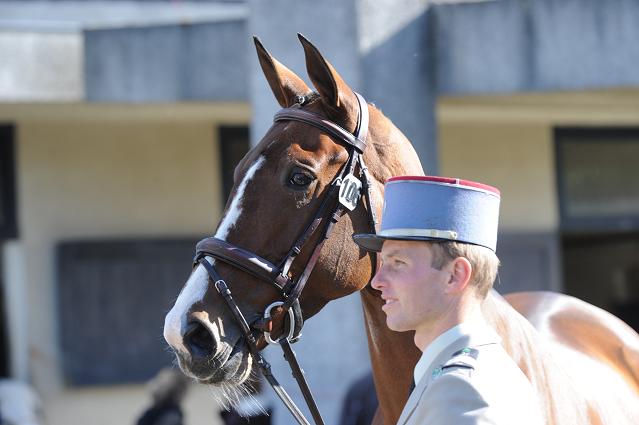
[352, 234, 385, 252]
[352, 233, 452, 252]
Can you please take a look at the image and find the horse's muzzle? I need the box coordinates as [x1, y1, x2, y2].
[175, 324, 251, 384]
[183, 320, 217, 359]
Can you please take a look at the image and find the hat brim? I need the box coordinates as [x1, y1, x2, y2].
[352, 233, 451, 252]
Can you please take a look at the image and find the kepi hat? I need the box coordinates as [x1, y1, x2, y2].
[353, 176, 501, 252]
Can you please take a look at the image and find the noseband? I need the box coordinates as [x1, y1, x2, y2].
[193, 92, 377, 425]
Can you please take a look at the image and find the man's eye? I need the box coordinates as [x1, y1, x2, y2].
[289, 172, 314, 187]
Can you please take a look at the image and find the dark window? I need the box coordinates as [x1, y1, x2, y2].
[219, 126, 250, 204]
[0, 124, 14, 377]
[562, 232, 639, 333]
[57, 239, 197, 385]
[0, 251, 7, 378]
[0, 125, 17, 239]
[556, 127, 639, 332]
[555, 127, 639, 233]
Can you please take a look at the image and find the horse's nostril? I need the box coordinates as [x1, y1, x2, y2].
[183, 321, 216, 359]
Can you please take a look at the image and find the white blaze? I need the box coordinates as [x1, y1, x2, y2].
[164, 156, 266, 352]
[215, 156, 265, 240]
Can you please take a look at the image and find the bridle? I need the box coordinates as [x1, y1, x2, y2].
[193, 92, 378, 425]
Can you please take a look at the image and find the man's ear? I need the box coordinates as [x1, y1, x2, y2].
[445, 257, 473, 294]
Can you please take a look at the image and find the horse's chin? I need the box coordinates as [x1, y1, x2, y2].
[176, 339, 253, 386]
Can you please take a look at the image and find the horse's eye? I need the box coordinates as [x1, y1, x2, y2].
[289, 172, 314, 187]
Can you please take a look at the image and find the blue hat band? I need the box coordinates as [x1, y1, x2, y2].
[381, 178, 500, 251]
[352, 176, 501, 253]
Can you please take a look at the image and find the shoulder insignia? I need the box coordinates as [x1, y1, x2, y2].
[432, 347, 479, 381]
[452, 347, 479, 359]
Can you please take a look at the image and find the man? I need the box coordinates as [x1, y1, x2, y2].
[353, 176, 544, 425]
[136, 368, 189, 425]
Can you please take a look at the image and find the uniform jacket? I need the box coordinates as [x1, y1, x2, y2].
[397, 322, 544, 425]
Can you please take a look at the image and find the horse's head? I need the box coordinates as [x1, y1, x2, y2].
[163, 35, 422, 397]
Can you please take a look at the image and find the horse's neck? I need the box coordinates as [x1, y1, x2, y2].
[356, 113, 424, 425]
[482, 291, 590, 425]
[365, 111, 424, 183]
[360, 285, 421, 425]
[482, 291, 541, 374]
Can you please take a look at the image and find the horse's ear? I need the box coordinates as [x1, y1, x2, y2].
[298, 33, 357, 118]
[254, 36, 311, 108]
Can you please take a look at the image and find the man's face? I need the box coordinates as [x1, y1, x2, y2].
[371, 240, 453, 334]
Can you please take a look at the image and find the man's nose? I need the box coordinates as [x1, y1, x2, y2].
[371, 269, 385, 290]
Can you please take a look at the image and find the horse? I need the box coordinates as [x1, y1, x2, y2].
[163, 35, 639, 425]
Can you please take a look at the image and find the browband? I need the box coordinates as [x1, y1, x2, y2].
[274, 92, 368, 154]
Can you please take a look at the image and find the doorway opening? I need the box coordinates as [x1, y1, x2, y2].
[0, 252, 8, 377]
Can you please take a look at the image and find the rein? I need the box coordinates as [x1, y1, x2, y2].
[193, 92, 377, 425]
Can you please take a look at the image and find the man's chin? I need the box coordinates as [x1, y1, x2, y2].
[385, 314, 421, 333]
[385, 318, 407, 333]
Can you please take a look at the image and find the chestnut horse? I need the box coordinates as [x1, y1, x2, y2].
[163, 35, 639, 424]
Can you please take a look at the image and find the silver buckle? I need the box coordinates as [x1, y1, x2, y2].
[263, 301, 296, 345]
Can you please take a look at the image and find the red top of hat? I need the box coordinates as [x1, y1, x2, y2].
[387, 176, 500, 197]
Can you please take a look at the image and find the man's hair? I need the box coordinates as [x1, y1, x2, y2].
[427, 241, 500, 299]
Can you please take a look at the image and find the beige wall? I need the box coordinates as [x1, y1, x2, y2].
[0, 102, 249, 424]
[45, 384, 224, 425]
[439, 122, 555, 232]
[437, 88, 639, 233]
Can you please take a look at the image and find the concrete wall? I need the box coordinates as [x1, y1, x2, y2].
[85, 20, 250, 102]
[358, 0, 436, 172]
[432, 0, 639, 94]
[0, 102, 249, 425]
[437, 88, 639, 293]
[0, 31, 83, 101]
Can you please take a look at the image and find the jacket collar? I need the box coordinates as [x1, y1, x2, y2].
[397, 322, 501, 425]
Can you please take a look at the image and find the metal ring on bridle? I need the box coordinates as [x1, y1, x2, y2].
[264, 301, 297, 344]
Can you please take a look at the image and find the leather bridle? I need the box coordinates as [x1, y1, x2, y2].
[193, 92, 378, 425]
